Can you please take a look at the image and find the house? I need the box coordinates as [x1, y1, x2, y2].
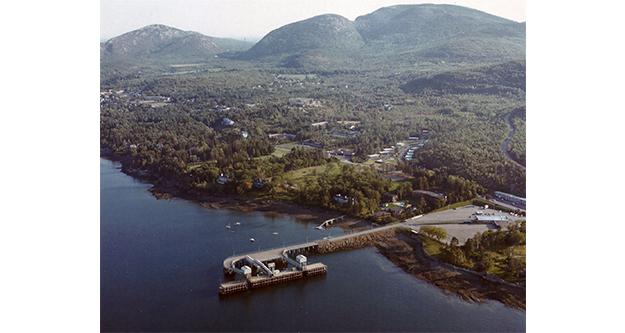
[333, 194, 349, 205]
[301, 139, 323, 148]
[268, 133, 297, 140]
[288, 97, 321, 108]
[241, 131, 249, 139]
[253, 179, 265, 189]
[388, 206, 404, 217]
[382, 192, 399, 203]
[216, 173, 230, 185]
[221, 118, 235, 126]
[311, 121, 328, 127]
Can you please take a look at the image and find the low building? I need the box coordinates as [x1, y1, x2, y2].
[288, 97, 321, 108]
[311, 121, 328, 127]
[382, 192, 398, 203]
[333, 194, 349, 205]
[494, 191, 526, 209]
[301, 139, 323, 148]
[296, 255, 307, 267]
[253, 179, 265, 189]
[216, 173, 230, 185]
[473, 215, 509, 224]
[221, 118, 235, 126]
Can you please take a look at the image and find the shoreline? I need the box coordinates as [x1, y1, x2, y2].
[374, 232, 526, 310]
[101, 154, 341, 223]
[101, 154, 525, 310]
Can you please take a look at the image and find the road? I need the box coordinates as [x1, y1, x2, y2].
[501, 112, 526, 170]
[223, 203, 527, 271]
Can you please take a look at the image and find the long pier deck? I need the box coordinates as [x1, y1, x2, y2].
[222, 222, 402, 273]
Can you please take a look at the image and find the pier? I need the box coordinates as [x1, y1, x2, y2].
[219, 222, 401, 295]
[316, 215, 345, 229]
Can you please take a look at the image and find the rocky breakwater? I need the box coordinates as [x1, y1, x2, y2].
[317, 228, 398, 254]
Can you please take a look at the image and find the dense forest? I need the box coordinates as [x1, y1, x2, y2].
[101, 59, 526, 217]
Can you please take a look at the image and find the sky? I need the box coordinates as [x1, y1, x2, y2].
[101, 0, 526, 41]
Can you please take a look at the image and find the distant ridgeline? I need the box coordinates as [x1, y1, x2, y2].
[101, 4, 525, 68]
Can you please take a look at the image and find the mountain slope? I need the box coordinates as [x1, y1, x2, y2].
[241, 14, 364, 60]
[101, 24, 252, 61]
[401, 61, 526, 95]
[354, 4, 525, 62]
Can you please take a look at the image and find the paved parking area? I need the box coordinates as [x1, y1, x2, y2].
[405, 205, 525, 225]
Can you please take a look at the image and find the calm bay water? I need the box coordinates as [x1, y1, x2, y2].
[101, 158, 525, 332]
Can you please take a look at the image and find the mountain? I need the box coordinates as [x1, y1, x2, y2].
[101, 24, 253, 62]
[354, 4, 525, 62]
[401, 60, 526, 95]
[240, 14, 364, 66]
[102, 4, 525, 67]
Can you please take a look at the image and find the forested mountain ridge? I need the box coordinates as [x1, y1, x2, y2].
[354, 4, 523, 45]
[242, 14, 365, 59]
[102, 4, 524, 67]
[237, 4, 525, 67]
[101, 24, 253, 61]
[401, 61, 526, 95]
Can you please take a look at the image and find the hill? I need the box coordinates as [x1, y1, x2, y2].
[354, 4, 525, 62]
[240, 14, 364, 67]
[101, 24, 252, 62]
[401, 61, 526, 95]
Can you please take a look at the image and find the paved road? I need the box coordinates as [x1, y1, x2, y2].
[501, 112, 526, 170]
[223, 205, 524, 270]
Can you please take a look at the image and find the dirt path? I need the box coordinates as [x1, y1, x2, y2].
[501, 111, 526, 169]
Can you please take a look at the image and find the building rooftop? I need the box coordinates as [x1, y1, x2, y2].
[474, 215, 509, 222]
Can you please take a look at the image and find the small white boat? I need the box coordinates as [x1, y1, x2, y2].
[234, 222, 241, 226]
[272, 232, 279, 235]
[225, 225, 231, 229]
[249, 238, 255, 242]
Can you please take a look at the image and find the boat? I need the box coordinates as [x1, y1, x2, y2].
[234, 222, 241, 226]
[272, 232, 279, 235]
[249, 238, 255, 242]
[225, 225, 231, 229]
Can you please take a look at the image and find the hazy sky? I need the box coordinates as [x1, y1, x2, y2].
[101, 0, 526, 41]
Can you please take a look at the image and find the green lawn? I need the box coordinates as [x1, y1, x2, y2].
[256, 142, 311, 160]
[431, 199, 474, 212]
[283, 163, 340, 185]
[421, 236, 444, 256]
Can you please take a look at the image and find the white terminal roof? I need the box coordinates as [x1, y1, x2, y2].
[475, 215, 509, 222]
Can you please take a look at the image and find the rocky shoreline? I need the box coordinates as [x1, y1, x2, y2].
[373, 232, 526, 310]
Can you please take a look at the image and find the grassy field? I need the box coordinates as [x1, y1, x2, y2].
[283, 163, 341, 185]
[431, 199, 474, 213]
[421, 236, 444, 256]
[255, 142, 312, 160]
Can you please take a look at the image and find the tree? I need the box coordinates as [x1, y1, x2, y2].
[420, 226, 448, 242]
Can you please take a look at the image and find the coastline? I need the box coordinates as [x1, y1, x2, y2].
[101, 154, 525, 310]
[101, 153, 340, 223]
[374, 232, 526, 310]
